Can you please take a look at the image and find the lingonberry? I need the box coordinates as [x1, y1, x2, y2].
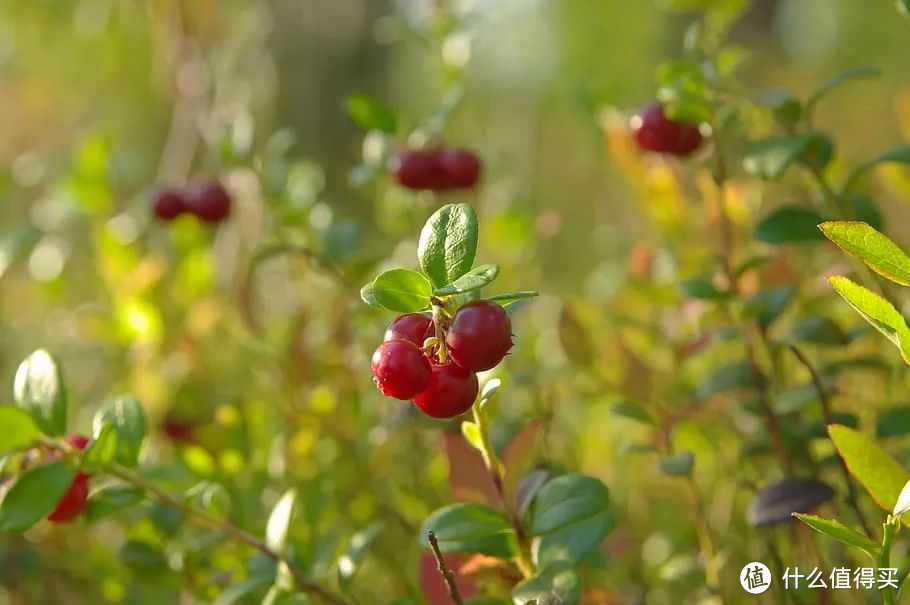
[413, 362, 479, 419]
[445, 300, 513, 372]
[152, 188, 188, 221]
[392, 149, 446, 191]
[384, 313, 433, 347]
[630, 103, 703, 157]
[48, 433, 92, 524]
[439, 149, 481, 189]
[187, 180, 231, 223]
[372, 339, 432, 400]
[162, 417, 196, 444]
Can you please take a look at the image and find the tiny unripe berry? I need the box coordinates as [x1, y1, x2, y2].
[439, 149, 481, 189]
[631, 103, 703, 157]
[152, 189, 187, 221]
[413, 362, 479, 419]
[188, 180, 231, 223]
[445, 301, 513, 372]
[372, 339, 432, 400]
[384, 313, 433, 346]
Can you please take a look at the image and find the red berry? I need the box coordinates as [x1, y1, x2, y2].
[163, 418, 195, 444]
[445, 301, 513, 372]
[392, 149, 447, 191]
[48, 472, 90, 523]
[187, 180, 231, 223]
[439, 149, 481, 189]
[384, 313, 433, 346]
[47, 433, 92, 523]
[372, 339, 432, 400]
[413, 362, 478, 419]
[631, 104, 703, 157]
[152, 188, 187, 221]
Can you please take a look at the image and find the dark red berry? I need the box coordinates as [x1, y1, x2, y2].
[413, 362, 479, 419]
[152, 188, 187, 221]
[384, 313, 433, 346]
[445, 301, 513, 372]
[439, 149, 481, 189]
[372, 339, 432, 400]
[48, 433, 92, 523]
[162, 417, 195, 444]
[392, 149, 446, 191]
[187, 180, 231, 223]
[631, 104, 703, 157]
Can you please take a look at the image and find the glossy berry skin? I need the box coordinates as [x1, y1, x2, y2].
[48, 434, 91, 524]
[631, 104, 703, 157]
[445, 301, 513, 372]
[152, 189, 187, 221]
[372, 339, 432, 400]
[439, 149, 481, 189]
[384, 313, 433, 347]
[188, 181, 231, 223]
[413, 362, 479, 419]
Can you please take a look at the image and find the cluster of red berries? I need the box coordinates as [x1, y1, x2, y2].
[631, 103, 704, 157]
[152, 180, 232, 223]
[391, 148, 481, 191]
[371, 301, 512, 419]
[48, 434, 92, 523]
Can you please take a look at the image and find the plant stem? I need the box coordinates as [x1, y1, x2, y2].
[103, 463, 353, 605]
[471, 401, 534, 578]
[684, 474, 723, 598]
[789, 345, 872, 535]
[427, 531, 465, 605]
[880, 516, 900, 605]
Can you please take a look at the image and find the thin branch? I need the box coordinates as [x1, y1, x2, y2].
[789, 345, 872, 535]
[103, 464, 353, 605]
[427, 531, 464, 605]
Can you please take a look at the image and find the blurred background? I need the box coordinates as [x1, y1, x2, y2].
[3, 1, 910, 603]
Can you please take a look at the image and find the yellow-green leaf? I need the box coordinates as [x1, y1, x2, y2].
[820, 221, 910, 286]
[829, 424, 909, 512]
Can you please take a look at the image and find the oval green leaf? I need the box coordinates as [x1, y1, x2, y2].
[511, 561, 581, 605]
[434, 264, 500, 296]
[527, 474, 609, 536]
[85, 485, 145, 522]
[829, 424, 909, 512]
[345, 94, 397, 134]
[0, 406, 41, 454]
[266, 489, 297, 551]
[420, 503, 517, 558]
[93, 395, 147, 468]
[820, 221, 910, 286]
[418, 203, 478, 289]
[827, 276, 910, 364]
[371, 269, 432, 313]
[755, 207, 826, 244]
[0, 460, 77, 532]
[13, 349, 67, 437]
[659, 450, 695, 476]
[793, 513, 879, 559]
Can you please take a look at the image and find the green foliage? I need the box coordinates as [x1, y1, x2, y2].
[827, 276, 910, 364]
[420, 503, 517, 558]
[345, 94, 397, 134]
[418, 203, 479, 289]
[0, 406, 41, 454]
[93, 395, 147, 468]
[754, 207, 826, 244]
[829, 425, 910, 511]
[743, 133, 829, 179]
[821, 221, 910, 286]
[512, 561, 582, 605]
[12, 350, 68, 437]
[0, 460, 77, 531]
[659, 450, 695, 476]
[370, 269, 433, 312]
[792, 514, 879, 560]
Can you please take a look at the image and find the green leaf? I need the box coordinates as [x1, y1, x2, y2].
[755, 207, 826, 244]
[337, 521, 383, 586]
[461, 421, 483, 451]
[528, 474, 609, 536]
[612, 401, 655, 425]
[742, 286, 795, 328]
[806, 67, 882, 120]
[434, 264, 500, 296]
[758, 89, 802, 127]
[695, 361, 756, 400]
[793, 513, 880, 559]
[788, 316, 848, 345]
[93, 395, 147, 467]
[420, 503, 517, 558]
[679, 278, 730, 300]
[852, 197, 885, 232]
[85, 485, 144, 522]
[214, 574, 273, 605]
[359, 282, 381, 308]
[820, 221, 910, 286]
[13, 349, 68, 436]
[0, 460, 77, 531]
[371, 269, 433, 313]
[659, 450, 694, 476]
[266, 489, 297, 551]
[511, 561, 581, 605]
[345, 94, 397, 134]
[899, 0, 910, 19]
[418, 203, 479, 289]
[82, 420, 117, 472]
[486, 291, 540, 306]
[829, 424, 910, 512]
[877, 406, 910, 438]
[0, 406, 41, 453]
[827, 276, 910, 364]
[534, 511, 615, 567]
[845, 147, 910, 194]
[743, 134, 826, 180]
